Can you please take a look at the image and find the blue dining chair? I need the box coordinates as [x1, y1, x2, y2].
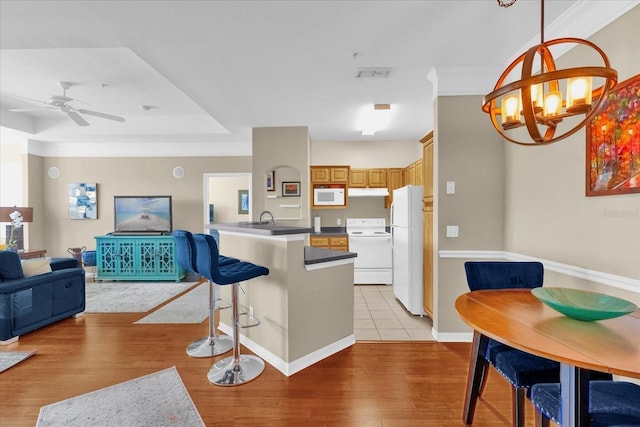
[193, 233, 269, 386]
[173, 230, 238, 358]
[531, 380, 640, 427]
[463, 261, 560, 427]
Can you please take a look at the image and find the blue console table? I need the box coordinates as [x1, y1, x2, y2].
[95, 235, 184, 282]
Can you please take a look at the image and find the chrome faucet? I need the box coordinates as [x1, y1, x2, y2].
[259, 210, 275, 224]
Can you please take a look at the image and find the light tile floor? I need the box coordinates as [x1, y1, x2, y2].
[354, 284, 435, 341]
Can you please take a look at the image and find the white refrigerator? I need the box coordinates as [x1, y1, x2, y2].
[391, 185, 424, 315]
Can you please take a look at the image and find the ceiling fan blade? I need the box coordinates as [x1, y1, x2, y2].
[78, 108, 125, 122]
[9, 107, 56, 112]
[67, 111, 90, 126]
[1, 92, 50, 106]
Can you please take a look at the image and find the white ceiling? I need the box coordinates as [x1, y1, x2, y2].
[0, 0, 636, 153]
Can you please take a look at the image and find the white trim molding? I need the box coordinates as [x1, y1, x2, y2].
[439, 250, 640, 294]
[219, 322, 355, 376]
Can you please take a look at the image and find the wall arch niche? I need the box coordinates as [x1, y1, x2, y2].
[265, 165, 302, 221]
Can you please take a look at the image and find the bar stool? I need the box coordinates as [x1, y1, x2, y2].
[193, 233, 269, 386]
[173, 230, 238, 358]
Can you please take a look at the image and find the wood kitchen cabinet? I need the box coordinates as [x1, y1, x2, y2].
[311, 166, 349, 184]
[348, 168, 387, 188]
[420, 131, 434, 318]
[310, 235, 349, 252]
[385, 168, 404, 208]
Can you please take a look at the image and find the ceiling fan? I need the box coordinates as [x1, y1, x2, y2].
[6, 81, 126, 126]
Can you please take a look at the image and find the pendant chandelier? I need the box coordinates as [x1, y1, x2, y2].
[482, 0, 618, 146]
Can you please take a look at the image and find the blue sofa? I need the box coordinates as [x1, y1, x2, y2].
[0, 251, 85, 343]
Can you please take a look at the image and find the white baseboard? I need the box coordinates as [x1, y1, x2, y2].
[219, 322, 355, 376]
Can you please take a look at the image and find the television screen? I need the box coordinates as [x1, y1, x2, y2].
[113, 196, 172, 234]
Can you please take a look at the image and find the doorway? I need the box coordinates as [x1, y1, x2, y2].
[202, 173, 252, 233]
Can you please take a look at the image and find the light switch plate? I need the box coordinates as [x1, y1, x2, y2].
[446, 225, 459, 238]
[446, 181, 456, 194]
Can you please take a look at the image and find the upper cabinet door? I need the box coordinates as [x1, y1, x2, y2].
[349, 169, 368, 187]
[330, 166, 349, 183]
[311, 167, 331, 184]
[368, 169, 387, 188]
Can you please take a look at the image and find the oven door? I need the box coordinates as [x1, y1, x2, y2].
[349, 235, 392, 269]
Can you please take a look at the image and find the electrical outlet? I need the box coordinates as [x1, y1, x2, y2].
[337, 218, 341, 225]
[446, 181, 456, 194]
[446, 225, 459, 238]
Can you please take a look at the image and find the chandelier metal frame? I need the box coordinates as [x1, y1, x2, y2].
[482, 0, 618, 146]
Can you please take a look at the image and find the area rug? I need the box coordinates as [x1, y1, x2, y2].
[85, 281, 196, 313]
[134, 282, 209, 324]
[0, 349, 37, 373]
[36, 366, 205, 427]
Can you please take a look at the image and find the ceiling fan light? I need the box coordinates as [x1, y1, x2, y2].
[566, 77, 592, 114]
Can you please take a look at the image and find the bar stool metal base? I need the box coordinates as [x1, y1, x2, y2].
[186, 335, 233, 358]
[207, 355, 265, 386]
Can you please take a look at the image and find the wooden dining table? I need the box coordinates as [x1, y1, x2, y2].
[455, 289, 640, 427]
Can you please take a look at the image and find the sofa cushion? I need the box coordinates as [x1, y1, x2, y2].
[21, 257, 52, 277]
[0, 250, 25, 281]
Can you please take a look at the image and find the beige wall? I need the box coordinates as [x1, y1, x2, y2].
[252, 126, 310, 227]
[433, 5, 640, 336]
[505, 6, 640, 280]
[434, 95, 504, 333]
[33, 155, 250, 257]
[311, 140, 421, 167]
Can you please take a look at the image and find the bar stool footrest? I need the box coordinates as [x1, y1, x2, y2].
[236, 312, 261, 328]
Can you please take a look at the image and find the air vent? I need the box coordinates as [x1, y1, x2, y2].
[355, 67, 391, 78]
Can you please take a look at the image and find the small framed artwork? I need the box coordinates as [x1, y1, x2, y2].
[266, 170, 275, 191]
[586, 74, 640, 196]
[237, 190, 249, 214]
[282, 181, 301, 197]
[68, 183, 97, 219]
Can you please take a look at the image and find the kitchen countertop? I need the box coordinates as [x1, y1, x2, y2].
[309, 227, 347, 236]
[208, 222, 313, 235]
[304, 246, 356, 265]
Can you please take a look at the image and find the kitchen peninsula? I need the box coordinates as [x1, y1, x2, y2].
[208, 222, 357, 376]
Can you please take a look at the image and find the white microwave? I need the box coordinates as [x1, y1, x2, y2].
[314, 188, 345, 206]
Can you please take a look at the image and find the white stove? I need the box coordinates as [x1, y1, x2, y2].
[346, 218, 392, 285]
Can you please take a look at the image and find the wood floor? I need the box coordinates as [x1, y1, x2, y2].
[0, 313, 540, 426]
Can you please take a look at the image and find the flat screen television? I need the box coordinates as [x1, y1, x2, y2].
[113, 196, 172, 234]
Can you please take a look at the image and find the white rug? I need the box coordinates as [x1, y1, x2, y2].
[85, 281, 197, 313]
[0, 349, 37, 373]
[36, 366, 205, 427]
[135, 282, 209, 324]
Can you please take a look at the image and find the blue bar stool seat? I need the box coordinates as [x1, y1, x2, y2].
[173, 230, 238, 358]
[194, 233, 269, 386]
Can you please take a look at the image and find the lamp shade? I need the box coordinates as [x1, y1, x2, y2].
[0, 207, 33, 223]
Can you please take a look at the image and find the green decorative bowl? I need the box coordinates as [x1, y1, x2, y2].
[531, 287, 638, 321]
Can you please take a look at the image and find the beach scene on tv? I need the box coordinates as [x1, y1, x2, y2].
[114, 197, 171, 232]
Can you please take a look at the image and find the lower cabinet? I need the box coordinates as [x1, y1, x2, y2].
[310, 235, 349, 252]
[95, 235, 185, 282]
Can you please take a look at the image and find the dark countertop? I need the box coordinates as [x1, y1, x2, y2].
[309, 227, 347, 237]
[304, 246, 357, 265]
[209, 222, 313, 236]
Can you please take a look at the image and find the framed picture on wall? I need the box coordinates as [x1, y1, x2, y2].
[586, 74, 640, 196]
[68, 183, 98, 219]
[237, 189, 249, 214]
[266, 171, 275, 191]
[282, 181, 301, 197]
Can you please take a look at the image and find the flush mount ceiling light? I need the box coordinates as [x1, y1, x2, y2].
[360, 103, 391, 136]
[482, 0, 618, 146]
